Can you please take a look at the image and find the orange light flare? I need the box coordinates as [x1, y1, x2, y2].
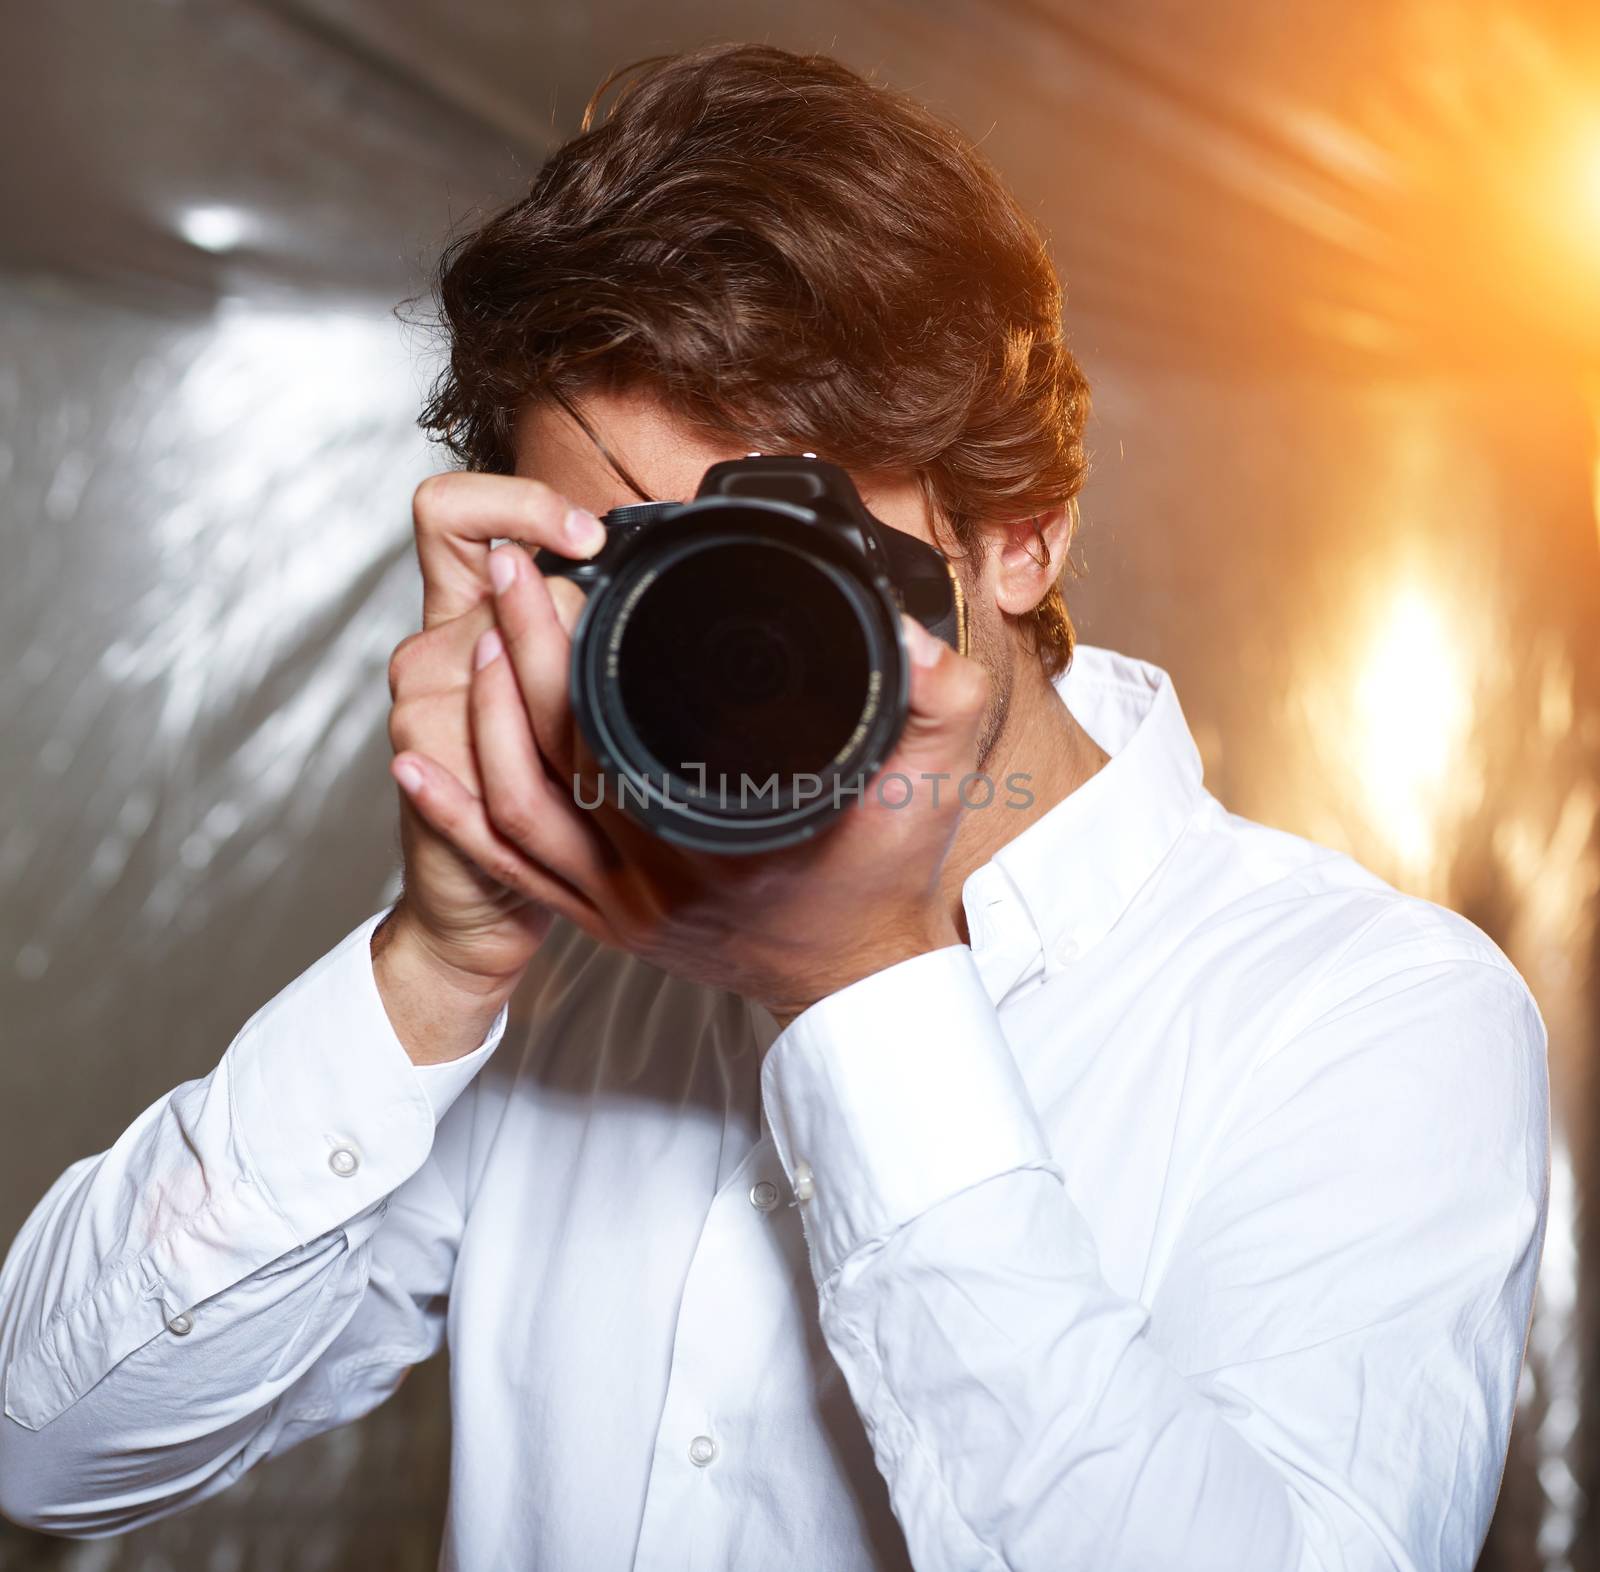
[1568, 114, 1600, 222]
[1352, 6, 1600, 366]
[1530, 112, 1600, 324]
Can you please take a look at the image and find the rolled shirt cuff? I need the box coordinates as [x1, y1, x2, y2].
[759, 944, 1060, 1286]
[226, 908, 507, 1248]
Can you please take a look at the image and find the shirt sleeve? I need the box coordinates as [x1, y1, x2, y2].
[759, 931, 1551, 1572]
[0, 909, 507, 1536]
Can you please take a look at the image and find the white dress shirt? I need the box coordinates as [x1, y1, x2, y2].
[0, 645, 1550, 1571]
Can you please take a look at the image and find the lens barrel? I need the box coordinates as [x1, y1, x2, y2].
[570, 501, 910, 853]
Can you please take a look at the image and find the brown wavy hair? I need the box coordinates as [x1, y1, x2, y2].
[420, 43, 1090, 674]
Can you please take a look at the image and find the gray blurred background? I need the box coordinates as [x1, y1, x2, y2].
[2, 2, 1598, 1568]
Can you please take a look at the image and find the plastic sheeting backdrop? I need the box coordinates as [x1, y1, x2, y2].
[1, 2, 1598, 1569]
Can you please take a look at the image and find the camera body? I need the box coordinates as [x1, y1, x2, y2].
[538, 455, 968, 854]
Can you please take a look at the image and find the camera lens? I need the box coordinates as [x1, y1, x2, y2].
[614, 538, 873, 785]
[564, 492, 916, 854]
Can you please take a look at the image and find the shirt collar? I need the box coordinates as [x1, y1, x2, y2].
[962, 645, 1206, 999]
[749, 645, 1206, 1051]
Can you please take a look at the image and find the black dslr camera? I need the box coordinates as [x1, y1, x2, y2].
[537, 455, 969, 854]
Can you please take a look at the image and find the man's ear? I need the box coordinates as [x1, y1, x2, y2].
[991, 504, 1074, 617]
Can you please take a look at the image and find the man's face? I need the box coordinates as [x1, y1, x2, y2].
[511, 386, 1018, 765]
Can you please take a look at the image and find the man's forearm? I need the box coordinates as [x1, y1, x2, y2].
[371, 904, 522, 1065]
[0, 910, 463, 1534]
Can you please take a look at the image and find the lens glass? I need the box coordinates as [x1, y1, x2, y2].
[614, 538, 872, 793]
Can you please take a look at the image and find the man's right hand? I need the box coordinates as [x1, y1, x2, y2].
[372, 471, 605, 1063]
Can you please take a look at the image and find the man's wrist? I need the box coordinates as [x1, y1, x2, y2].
[371, 905, 523, 1065]
[767, 913, 964, 1030]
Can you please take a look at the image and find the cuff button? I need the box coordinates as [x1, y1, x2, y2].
[792, 1160, 815, 1204]
[167, 1311, 194, 1337]
[328, 1146, 360, 1178]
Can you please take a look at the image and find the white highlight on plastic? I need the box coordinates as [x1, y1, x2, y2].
[177, 205, 253, 254]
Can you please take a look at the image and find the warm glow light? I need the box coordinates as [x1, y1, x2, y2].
[1578, 123, 1600, 231]
[1557, 118, 1600, 261]
[1590, 377, 1600, 554]
[1351, 12, 1600, 357]
[1349, 583, 1473, 876]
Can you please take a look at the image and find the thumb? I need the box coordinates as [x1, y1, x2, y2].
[882, 615, 989, 785]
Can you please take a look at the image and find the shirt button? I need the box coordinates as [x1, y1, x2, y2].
[688, 1434, 718, 1467]
[328, 1146, 360, 1178]
[793, 1160, 815, 1203]
[167, 1311, 194, 1337]
[749, 1180, 780, 1213]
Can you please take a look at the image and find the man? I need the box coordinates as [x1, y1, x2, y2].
[0, 43, 1548, 1572]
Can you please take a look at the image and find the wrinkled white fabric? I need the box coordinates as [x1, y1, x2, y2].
[0, 646, 1549, 1571]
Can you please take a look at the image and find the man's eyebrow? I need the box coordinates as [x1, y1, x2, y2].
[550, 387, 655, 503]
